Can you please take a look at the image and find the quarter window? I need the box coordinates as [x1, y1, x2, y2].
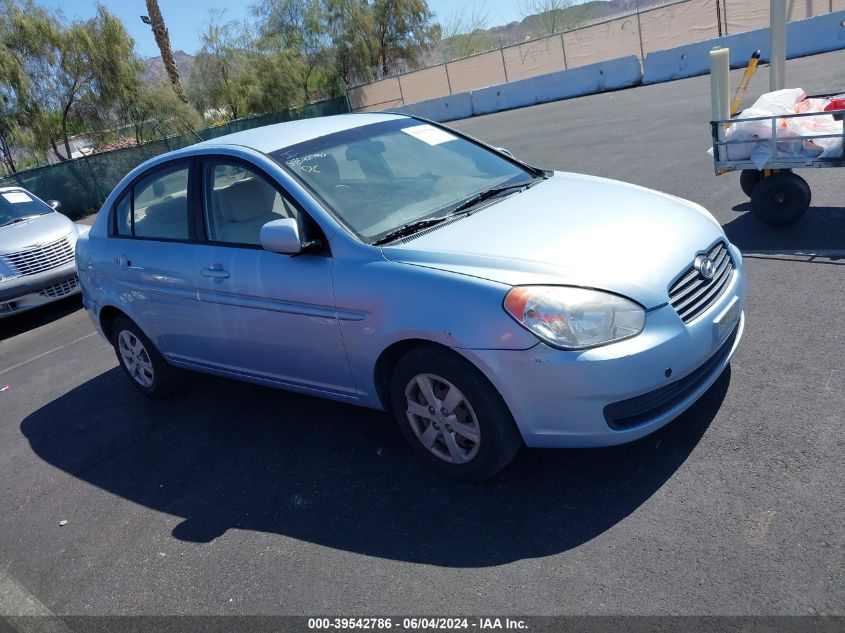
[204, 161, 298, 246]
[115, 164, 190, 240]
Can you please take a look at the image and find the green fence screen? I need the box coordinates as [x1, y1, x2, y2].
[0, 96, 349, 221]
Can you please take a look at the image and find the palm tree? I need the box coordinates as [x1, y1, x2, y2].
[142, 0, 188, 103]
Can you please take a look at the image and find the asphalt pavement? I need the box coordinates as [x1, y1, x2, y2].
[0, 50, 842, 617]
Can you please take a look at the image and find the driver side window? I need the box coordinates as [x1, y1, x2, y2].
[204, 161, 298, 246]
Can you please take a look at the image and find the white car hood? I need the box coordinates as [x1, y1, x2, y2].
[382, 172, 726, 309]
[0, 211, 77, 255]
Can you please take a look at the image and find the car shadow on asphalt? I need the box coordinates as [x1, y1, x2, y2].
[20, 365, 730, 567]
[0, 295, 84, 341]
[725, 204, 845, 257]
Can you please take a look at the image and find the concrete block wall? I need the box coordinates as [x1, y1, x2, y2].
[469, 56, 642, 116]
[388, 11, 845, 122]
[642, 11, 845, 84]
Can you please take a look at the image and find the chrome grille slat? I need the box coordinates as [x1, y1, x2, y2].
[670, 270, 698, 301]
[1, 235, 74, 275]
[677, 262, 732, 321]
[669, 246, 727, 301]
[39, 276, 79, 298]
[673, 255, 732, 314]
[668, 240, 735, 324]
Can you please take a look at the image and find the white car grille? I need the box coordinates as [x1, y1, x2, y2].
[1, 235, 74, 276]
[669, 241, 734, 324]
[39, 276, 80, 298]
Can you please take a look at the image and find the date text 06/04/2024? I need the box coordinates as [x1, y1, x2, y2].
[307, 618, 528, 630]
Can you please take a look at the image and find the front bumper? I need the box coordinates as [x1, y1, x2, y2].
[463, 254, 746, 448]
[0, 262, 80, 318]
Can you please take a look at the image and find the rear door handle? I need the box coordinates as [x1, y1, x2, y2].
[201, 266, 230, 279]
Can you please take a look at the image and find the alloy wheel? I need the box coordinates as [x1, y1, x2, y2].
[117, 330, 155, 389]
[404, 373, 481, 464]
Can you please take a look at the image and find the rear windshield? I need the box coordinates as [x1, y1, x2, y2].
[0, 189, 53, 228]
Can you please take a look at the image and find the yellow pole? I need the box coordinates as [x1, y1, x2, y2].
[730, 50, 761, 116]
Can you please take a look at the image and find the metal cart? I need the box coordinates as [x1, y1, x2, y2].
[710, 101, 845, 226]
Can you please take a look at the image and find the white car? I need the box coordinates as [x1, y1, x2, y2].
[0, 186, 89, 317]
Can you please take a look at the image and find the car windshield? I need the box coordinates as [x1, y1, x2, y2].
[0, 189, 53, 228]
[269, 119, 538, 243]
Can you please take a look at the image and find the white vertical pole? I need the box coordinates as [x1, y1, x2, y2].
[710, 47, 731, 159]
[770, 0, 787, 91]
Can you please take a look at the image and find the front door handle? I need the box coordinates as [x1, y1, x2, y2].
[201, 265, 230, 279]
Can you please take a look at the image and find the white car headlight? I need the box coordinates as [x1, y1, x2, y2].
[504, 286, 645, 350]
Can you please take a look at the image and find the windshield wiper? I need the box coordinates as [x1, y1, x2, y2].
[372, 217, 452, 245]
[371, 181, 536, 246]
[448, 182, 532, 216]
[0, 215, 40, 228]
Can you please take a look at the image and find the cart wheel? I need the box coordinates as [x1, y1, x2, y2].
[750, 172, 811, 227]
[739, 169, 763, 196]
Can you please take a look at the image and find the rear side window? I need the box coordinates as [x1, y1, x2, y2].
[114, 164, 190, 240]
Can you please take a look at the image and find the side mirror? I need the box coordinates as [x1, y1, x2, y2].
[47, 199, 62, 211]
[496, 147, 514, 158]
[260, 218, 302, 255]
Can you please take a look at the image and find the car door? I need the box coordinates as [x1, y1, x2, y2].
[107, 160, 208, 358]
[189, 156, 356, 398]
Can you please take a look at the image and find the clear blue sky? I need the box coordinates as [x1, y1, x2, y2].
[38, 1, 527, 59]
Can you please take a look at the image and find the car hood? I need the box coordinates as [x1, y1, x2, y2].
[381, 172, 726, 309]
[0, 212, 77, 255]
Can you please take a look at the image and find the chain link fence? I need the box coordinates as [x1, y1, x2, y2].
[0, 96, 349, 221]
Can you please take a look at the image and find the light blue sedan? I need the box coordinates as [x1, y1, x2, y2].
[76, 113, 745, 480]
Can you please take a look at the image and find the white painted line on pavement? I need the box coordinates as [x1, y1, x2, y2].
[0, 332, 97, 377]
[742, 249, 845, 258]
[0, 567, 69, 630]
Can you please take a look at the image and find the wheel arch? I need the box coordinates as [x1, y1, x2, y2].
[98, 304, 130, 343]
[372, 338, 512, 416]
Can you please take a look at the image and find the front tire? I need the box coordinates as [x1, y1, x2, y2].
[111, 316, 179, 399]
[390, 346, 522, 481]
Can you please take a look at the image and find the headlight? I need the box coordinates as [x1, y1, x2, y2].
[504, 286, 645, 350]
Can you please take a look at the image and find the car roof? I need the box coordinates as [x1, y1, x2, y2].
[194, 112, 408, 154]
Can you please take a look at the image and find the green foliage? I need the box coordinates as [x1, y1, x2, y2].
[320, 0, 439, 81]
[368, 0, 440, 75]
[0, 0, 445, 173]
[0, 0, 61, 171]
[188, 11, 253, 120]
[253, 0, 334, 99]
[0, 0, 204, 172]
[129, 81, 203, 144]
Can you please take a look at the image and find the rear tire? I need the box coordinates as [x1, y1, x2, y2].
[111, 316, 179, 399]
[750, 172, 811, 226]
[389, 346, 522, 481]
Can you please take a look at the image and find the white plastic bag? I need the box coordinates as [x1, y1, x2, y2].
[709, 88, 844, 168]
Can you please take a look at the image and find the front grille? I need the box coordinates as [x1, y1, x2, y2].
[1, 235, 74, 276]
[39, 275, 79, 298]
[669, 241, 734, 323]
